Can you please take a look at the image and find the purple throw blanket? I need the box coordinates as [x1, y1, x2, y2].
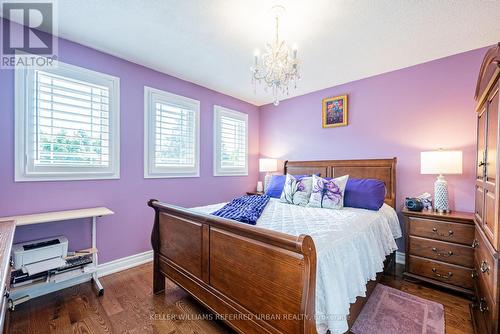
[212, 195, 270, 225]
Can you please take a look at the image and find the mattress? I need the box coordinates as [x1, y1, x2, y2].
[192, 199, 401, 334]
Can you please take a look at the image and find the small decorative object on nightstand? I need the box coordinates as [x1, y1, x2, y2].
[402, 207, 475, 296]
[256, 181, 263, 192]
[420, 150, 463, 213]
[246, 191, 264, 196]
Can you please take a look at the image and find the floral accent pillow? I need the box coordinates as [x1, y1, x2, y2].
[308, 174, 349, 209]
[279, 174, 313, 206]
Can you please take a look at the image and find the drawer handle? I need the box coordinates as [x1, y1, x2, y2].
[479, 297, 489, 313]
[431, 247, 453, 257]
[471, 270, 478, 279]
[432, 227, 453, 237]
[480, 260, 490, 273]
[471, 239, 479, 248]
[431, 268, 453, 279]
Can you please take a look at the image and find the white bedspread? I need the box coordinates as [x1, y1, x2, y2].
[192, 199, 401, 334]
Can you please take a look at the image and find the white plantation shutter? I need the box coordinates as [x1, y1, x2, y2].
[15, 60, 120, 181]
[34, 70, 110, 167]
[220, 115, 246, 168]
[154, 103, 195, 167]
[214, 106, 248, 176]
[144, 87, 200, 178]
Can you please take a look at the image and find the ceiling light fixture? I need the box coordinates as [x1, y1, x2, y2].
[251, 5, 300, 106]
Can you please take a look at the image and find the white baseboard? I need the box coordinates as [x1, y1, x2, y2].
[396, 251, 405, 265]
[9, 250, 153, 305]
[98, 250, 153, 277]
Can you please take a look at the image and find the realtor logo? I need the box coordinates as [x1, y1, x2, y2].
[1, 1, 58, 68]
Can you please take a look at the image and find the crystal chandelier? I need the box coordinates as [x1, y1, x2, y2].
[251, 5, 300, 106]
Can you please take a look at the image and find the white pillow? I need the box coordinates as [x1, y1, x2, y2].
[307, 174, 349, 209]
[279, 174, 313, 206]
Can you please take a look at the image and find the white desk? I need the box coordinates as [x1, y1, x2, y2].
[0, 207, 113, 307]
[1, 207, 113, 226]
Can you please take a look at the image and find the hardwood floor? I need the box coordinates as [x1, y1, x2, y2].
[8, 263, 473, 334]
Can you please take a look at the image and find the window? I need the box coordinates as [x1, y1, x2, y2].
[144, 87, 200, 178]
[213, 105, 248, 176]
[15, 61, 120, 181]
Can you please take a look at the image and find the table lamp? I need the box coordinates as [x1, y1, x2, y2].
[259, 158, 278, 192]
[420, 150, 463, 213]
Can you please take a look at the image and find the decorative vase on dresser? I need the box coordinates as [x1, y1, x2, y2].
[402, 208, 475, 296]
[471, 43, 500, 334]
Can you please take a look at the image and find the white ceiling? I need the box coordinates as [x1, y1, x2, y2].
[14, 0, 500, 105]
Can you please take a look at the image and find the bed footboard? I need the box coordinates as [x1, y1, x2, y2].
[148, 199, 317, 334]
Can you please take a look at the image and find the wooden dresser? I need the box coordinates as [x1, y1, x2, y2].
[471, 43, 500, 334]
[0, 221, 15, 333]
[403, 208, 475, 295]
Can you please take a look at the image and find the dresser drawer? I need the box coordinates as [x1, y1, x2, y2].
[408, 255, 473, 289]
[409, 217, 474, 245]
[473, 225, 498, 302]
[0, 292, 8, 334]
[470, 300, 488, 334]
[408, 236, 473, 267]
[0, 263, 11, 334]
[472, 274, 498, 334]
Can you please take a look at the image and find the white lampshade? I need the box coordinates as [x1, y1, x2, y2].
[259, 158, 278, 173]
[421, 150, 463, 175]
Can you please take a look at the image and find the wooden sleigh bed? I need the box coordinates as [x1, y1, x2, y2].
[148, 158, 397, 334]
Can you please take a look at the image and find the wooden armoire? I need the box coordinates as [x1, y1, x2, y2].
[472, 42, 500, 334]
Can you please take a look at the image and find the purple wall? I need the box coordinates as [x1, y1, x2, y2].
[0, 18, 487, 260]
[0, 32, 260, 263]
[260, 47, 486, 246]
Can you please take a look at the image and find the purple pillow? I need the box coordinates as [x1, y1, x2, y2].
[344, 178, 386, 211]
[265, 174, 313, 198]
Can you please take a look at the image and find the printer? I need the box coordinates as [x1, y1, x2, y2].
[12, 236, 68, 270]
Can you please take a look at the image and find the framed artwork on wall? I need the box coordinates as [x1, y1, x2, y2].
[322, 94, 348, 128]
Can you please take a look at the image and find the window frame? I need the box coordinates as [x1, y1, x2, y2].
[213, 105, 249, 176]
[143, 86, 200, 179]
[14, 60, 120, 182]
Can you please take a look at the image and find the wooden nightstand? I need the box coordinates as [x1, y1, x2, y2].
[246, 191, 264, 196]
[402, 208, 475, 296]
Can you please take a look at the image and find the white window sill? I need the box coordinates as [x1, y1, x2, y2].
[213, 172, 249, 177]
[144, 173, 200, 179]
[15, 173, 120, 182]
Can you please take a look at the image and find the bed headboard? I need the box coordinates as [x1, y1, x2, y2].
[284, 158, 397, 208]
